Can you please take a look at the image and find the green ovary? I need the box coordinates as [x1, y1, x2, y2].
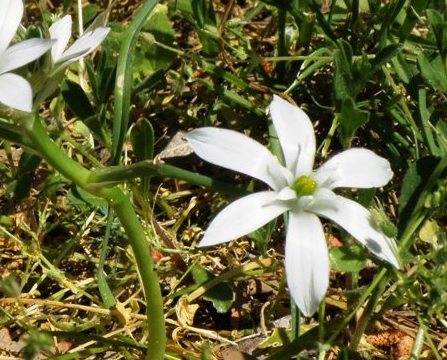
[291, 175, 317, 197]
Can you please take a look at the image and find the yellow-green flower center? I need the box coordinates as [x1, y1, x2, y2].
[291, 175, 317, 197]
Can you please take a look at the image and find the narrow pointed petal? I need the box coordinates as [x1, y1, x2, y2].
[49, 15, 72, 63]
[0, 38, 53, 74]
[308, 189, 399, 267]
[314, 148, 393, 190]
[269, 95, 316, 177]
[285, 211, 329, 317]
[0, 73, 32, 111]
[199, 191, 288, 247]
[187, 127, 292, 190]
[0, 0, 23, 55]
[56, 27, 110, 68]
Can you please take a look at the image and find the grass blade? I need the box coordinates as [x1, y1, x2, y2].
[111, 0, 160, 164]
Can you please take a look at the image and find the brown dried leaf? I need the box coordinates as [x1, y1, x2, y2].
[176, 296, 199, 326]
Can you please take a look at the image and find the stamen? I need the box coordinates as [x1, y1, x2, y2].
[291, 175, 317, 197]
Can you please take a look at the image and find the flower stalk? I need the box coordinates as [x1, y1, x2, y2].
[17, 113, 166, 360]
[88, 161, 248, 197]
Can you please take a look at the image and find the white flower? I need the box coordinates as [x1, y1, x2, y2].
[187, 95, 400, 317]
[0, 0, 53, 111]
[49, 15, 110, 71]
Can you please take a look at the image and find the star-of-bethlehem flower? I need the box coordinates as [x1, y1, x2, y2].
[49, 15, 110, 73]
[187, 95, 400, 317]
[0, 0, 53, 111]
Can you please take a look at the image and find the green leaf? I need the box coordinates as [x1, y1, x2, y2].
[171, 0, 193, 15]
[191, 0, 219, 55]
[369, 206, 398, 238]
[190, 265, 234, 313]
[97, 212, 116, 309]
[61, 79, 109, 145]
[417, 53, 447, 93]
[130, 118, 154, 161]
[258, 328, 294, 348]
[334, 40, 354, 103]
[427, 9, 447, 56]
[68, 185, 108, 212]
[133, 69, 167, 96]
[248, 220, 276, 255]
[86, 52, 117, 104]
[134, 4, 176, 74]
[62, 0, 72, 11]
[308, 0, 337, 42]
[129, 118, 154, 196]
[38, 173, 68, 202]
[61, 80, 95, 121]
[399, 0, 429, 40]
[435, 120, 447, 153]
[297, 11, 315, 48]
[111, 0, 160, 164]
[192, 0, 217, 28]
[417, 88, 442, 156]
[9, 153, 41, 202]
[370, 44, 402, 75]
[390, 53, 413, 83]
[82, 4, 99, 25]
[196, 25, 220, 57]
[398, 156, 441, 232]
[337, 97, 370, 145]
[419, 219, 440, 245]
[329, 245, 366, 272]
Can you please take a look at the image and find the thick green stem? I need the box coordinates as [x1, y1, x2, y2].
[108, 188, 166, 360]
[88, 161, 248, 197]
[20, 115, 91, 187]
[19, 114, 166, 359]
[0, 120, 37, 152]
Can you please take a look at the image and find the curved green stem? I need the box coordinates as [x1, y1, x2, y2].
[19, 114, 165, 360]
[107, 187, 166, 360]
[20, 115, 91, 186]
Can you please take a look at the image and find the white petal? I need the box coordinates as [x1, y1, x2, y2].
[314, 148, 393, 190]
[55, 27, 110, 68]
[269, 95, 316, 177]
[308, 189, 399, 267]
[187, 127, 292, 190]
[0, 38, 53, 74]
[276, 187, 297, 201]
[285, 211, 329, 317]
[0, 73, 32, 111]
[199, 191, 288, 247]
[0, 0, 23, 55]
[49, 15, 72, 63]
